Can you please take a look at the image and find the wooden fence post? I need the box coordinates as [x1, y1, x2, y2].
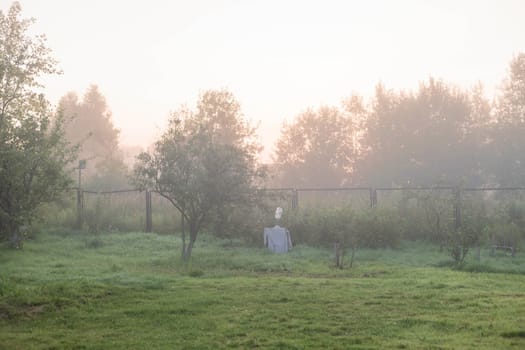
[145, 190, 152, 232]
[369, 188, 377, 208]
[292, 189, 299, 209]
[76, 189, 83, 229]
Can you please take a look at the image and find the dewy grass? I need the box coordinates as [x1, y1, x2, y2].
[1, 232, 524, 349]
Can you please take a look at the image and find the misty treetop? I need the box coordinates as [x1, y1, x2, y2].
[58, 85, 128, 190]
[273, 106, 355, 188]
[359, 79, 477, 186]
[491, 53, 525, 186]
[272, 56, 525, 188]
[195, 89, 260, 152]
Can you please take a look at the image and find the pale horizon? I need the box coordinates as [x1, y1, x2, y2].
[9, 0, 525, 161]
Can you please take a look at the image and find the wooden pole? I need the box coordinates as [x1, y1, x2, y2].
[77, 189, 83, 229]
[454, 187, 461, 230]
[369, 188, 377, 208]
[292, 189, 299, 209]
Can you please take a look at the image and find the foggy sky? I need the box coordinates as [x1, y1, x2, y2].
[10, 0, 525, 160]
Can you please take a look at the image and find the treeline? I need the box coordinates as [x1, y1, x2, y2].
[273, 57, 525, 188]
[57, 54, 525, 191]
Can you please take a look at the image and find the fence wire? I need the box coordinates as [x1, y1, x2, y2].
[41, 186, 525, 242]
[82, 190, 145, 232]
[296, 188, 371, 210]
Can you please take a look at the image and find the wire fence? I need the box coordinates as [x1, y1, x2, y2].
[41, 186, 525, 245]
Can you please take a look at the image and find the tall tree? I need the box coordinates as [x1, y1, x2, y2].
[192, 89, 263, 238]
[352, 84, 404, 186]
[491, 53, 525, 185]
[273, 106, 355, 187]
[463, 83, 493, 184]
[194, 89, 259, 151]
[132, 90, 264, 261]
[410, 79, 473, 184]
[58, 85, 127, 190]
[342, 93, 368, 160]
[0, 2, 77, 246]
[358, 80, 483, 186]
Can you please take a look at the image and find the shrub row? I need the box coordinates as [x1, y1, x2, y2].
[223, 201, 525, 251]
[36, 191, 525, 253]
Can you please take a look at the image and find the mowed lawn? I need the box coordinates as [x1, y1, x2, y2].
[1, 232, 525, 349]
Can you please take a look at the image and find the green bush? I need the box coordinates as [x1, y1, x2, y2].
[447, 209, 486, 265]
[205, 189, 297, 245]
[36, 192, 78, 230]
[282, 207, 401, 249]
[354, 209, 402, 248]
[281, 207, 337, 246]
[490, 222, 521, 250]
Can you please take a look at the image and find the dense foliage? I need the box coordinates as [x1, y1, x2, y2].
[273, 106, 355, 187]
[132, 89, 265, 261]
[0, 2, 76, 247]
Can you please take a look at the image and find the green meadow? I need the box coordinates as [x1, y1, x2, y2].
[1, 232, 525, 349]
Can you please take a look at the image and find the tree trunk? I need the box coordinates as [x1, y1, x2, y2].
[349, 245, 356, 268]
[179, 212, 199, 263]
[181, 213, 186, 262]
[182, 220, 200, 262]
[334, 243, 339, 267]
[9, 225, 22, 249]
[185, 239, 195, 262]
[334, 242, 344, 268]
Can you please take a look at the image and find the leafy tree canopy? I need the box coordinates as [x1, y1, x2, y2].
[0, 2, 77, 246]
[273, 106, 355, 188]
[133, 89, 264, 261]
[490, 53, 525, 185]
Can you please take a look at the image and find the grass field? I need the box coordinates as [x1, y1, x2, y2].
[1, 232, 525, 349]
